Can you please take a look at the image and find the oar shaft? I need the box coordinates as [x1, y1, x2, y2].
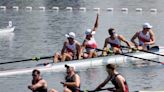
[40, 56, 53, 59]
[121, 53, 163, 64]
[139, 50, 164, 57]
[0, 56, 54, 65]
[0, 59, 33, 65]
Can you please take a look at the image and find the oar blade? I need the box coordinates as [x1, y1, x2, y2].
[149, 46, 159, 52]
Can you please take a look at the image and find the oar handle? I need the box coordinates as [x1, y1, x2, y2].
[95, 48, 104, 52]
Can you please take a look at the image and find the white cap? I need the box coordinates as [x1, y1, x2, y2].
[65, 32, 76, 39]
[143, 23, 152, 29]
[85, 29, 96, 35]
[70, 65, 76, 70]
[65, 64, 76, 70]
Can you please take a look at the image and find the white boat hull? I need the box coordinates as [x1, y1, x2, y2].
[0, 26, 15, 33]
[0, 47, 163, 77]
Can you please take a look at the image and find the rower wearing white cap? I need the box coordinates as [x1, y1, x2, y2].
[131, 23, 155, 50]
[53, 32, 81, 63]
[81, 13, 99, 58]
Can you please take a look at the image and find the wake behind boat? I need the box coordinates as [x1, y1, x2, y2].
[0, 46, 163, 77]
[0, 21, 15, 34]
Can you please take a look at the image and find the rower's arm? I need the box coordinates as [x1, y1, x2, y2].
[76, 42, 82, 60]
[119, 35, 131, 47]
[82, 40, 87, 48]
[80, 40, 87, 55]
[61, 41, 67, 55]
[145, 30, 155, 45]
[102, 38, 109, 55]
[103, 38, 108, 49]
[92, 13, 99, 31]
[29, 80, 46, 91]
[131, 32, 139, 47]
[95, 75, 111, 90]
[75, 74, 80, 87]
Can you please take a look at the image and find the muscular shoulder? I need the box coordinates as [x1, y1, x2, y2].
[105, 37, 110, 42]
[75, 74, 80, 79]
[118, 34, 125, 40]
[75, 40, 81, 46]
[73, 41, 81, 49]
[115, 75, 125, 82]
[39, 79, 47, 84]
[132, 32, 140, 37]
[118, 34, 123, 38]
[149, 30, 155, 35]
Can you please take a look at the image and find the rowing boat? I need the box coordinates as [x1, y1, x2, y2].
[0, 26, 15, 33]
[0, 21, 15, 34]
[0, 46, 163, 77]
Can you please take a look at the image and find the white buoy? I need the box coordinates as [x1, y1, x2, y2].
[136, 8, 142, 12]
[13, 6, 19, 11]
[52, 7, 59, 11]
[93, 8, 100, 11]
[79, 7, 86, 11]
[0, 6, 6, 10]
[107, 8, 114, 11]
[39, 6, 46, 11]
[66, 7, 73, 11]
[150, 8, 157, 12]
[26, 6, 32, 11]
[121, 8, 128, 12]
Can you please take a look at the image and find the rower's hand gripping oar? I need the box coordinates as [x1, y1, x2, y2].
[0, 55, 54, 65]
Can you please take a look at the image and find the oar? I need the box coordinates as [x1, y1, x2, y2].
[95, 48, 164, 65]
[96, 48, 109, 52]
[121, 45, 164, 57]
[120, 53, 164, 65]
[79, 87, 115, 92]
[0, 55, 54, 65]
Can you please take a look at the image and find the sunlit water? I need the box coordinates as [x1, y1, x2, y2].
[0, 0, 164, 92]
